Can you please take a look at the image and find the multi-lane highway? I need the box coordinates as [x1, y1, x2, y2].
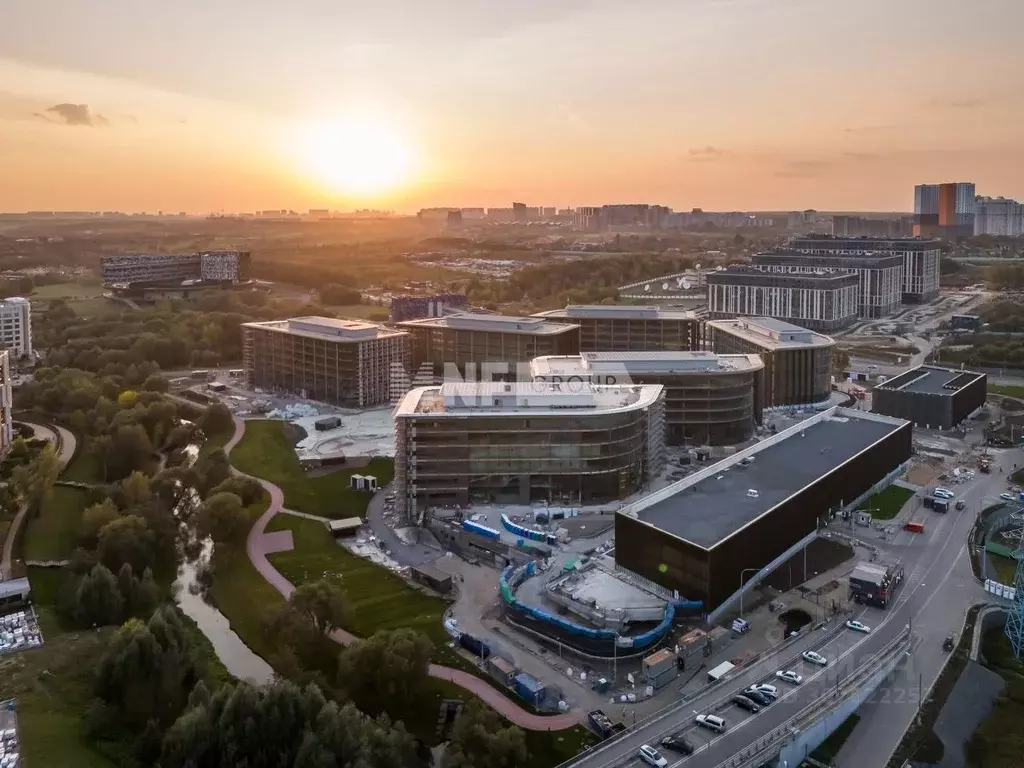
[573, 445, 1014, 768]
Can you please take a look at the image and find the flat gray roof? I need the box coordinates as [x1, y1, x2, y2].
[876, 365, 985, 396]
[706, 317, 835, 349]
[620, 408, 907, 549]
[533, 305, 698, 321]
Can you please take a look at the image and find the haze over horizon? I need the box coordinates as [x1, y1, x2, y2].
[2, 0, 1023, 213]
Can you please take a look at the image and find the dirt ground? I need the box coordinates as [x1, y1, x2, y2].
[907, 462, 944, 486]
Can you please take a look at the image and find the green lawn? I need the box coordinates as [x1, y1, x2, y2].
[30, 280, 112, 318]
[860, 485, 914, 520]
[60, 440, 102, 484]
[266, 514, 451, 646]
[990, 384, 1024, 399]
[198, 427, 233, 461]
[230, 419, 394, 518]
[23, 487, 95, 561]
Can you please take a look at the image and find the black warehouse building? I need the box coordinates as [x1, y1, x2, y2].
[614, 407, 912, 612]
[871, 365, 986, 430]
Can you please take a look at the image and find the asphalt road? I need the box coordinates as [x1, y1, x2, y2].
[578, 448, 1016, 768]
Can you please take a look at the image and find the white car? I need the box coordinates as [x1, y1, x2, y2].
[776, 670, 803, 685]
[846, 620, 871, 634]
[747, 683, 779, 700]
[803, 650, 829, 666]
[695, 714, 727, 733]
[1001, 492, 1015, 501]
[638, 745, 669, 767]
[934, 488, 954, 499]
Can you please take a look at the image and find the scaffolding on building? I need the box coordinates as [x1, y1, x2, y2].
[1005, 510, 1024, 658]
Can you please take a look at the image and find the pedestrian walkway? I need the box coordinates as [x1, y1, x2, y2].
[225, 417, 581, 730]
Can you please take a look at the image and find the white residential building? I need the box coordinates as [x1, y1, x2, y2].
[975, 197, 1024, 237]
[0, 297, 32, 357]
[0, 350, 12, 455]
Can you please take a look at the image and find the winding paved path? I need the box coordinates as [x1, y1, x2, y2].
[226, 416, 579, 730]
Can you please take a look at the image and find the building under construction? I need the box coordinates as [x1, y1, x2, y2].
[392, 381, 666, 517]
[397, 313, 579, 381]
[242, 316, 409, 408]
[532, 305, 702, 352]
[530, 350, 763, 446]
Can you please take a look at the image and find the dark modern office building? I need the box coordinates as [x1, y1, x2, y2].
[789, 235, 941, 304]
[705, 267, 859, 333]
[752, 250, 904, 318]
[614, 408, 913, 611]
[530, 350, 764, 446]
[397, 313, 580, 381]
[532, 305, 701, 353]
[871, 365, 987, 429]
[705, 317, 834, 409]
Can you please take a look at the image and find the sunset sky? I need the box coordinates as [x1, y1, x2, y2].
[2, 0, 1022, 213]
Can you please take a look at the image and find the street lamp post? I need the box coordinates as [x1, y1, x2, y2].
[739, 567, 760, 619]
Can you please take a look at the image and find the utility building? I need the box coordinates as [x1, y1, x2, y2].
[871, 365, 986, 429]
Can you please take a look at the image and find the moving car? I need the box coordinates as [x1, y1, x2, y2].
[943, 635, 955, 652]
[661, 734, 695, 755]
[747, 683, 779, 700]
[731, 694, 761, 713]
[638, 745, 669, 767]
[803, 650, 829, 666]
[1001, 492, 1015, 501]
[776, 670, 803, 685]
[846, 620, 871, 634]
[695, 714, 727, 733]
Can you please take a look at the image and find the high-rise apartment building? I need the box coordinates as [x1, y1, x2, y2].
[752, 250, 903, 318]
[396, 313, 580, 381]
[0, 297, 32, 357]
[241, 316, 409, 408]
[705, 267, 859, 333]
[789, 235, 941, 304]
[914, 182, 976, 239]
[532, 305, 701, 352]
[975, 197, 1024, 237]
[0, 351, 12, 456]
[393, 382, 666, 516]
[706, 317, 835, 410]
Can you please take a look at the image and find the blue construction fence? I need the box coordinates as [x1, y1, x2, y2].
[461, 520, 501, 540]
[500, 514, 559, 547]
[499, 563, 702, 652]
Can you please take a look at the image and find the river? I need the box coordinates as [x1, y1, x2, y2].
[170, 441, 274, 685]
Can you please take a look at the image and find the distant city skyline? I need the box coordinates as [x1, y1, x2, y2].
[1, 0, 1023, 212]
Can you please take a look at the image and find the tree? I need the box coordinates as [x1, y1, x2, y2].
[266, 578, 349, 675]
[72, 564, 125, 627]
[95, 606, 203, 731]
[142, 374, 169, 393]
[337, 628, 432, 720]
[159, 680, 423, 768]
[208, 475, 264, 506]
[195, 448, 232, 498]
[198, 402, 233, 438]
[442, 700, 529, 768]
[97, 515, 156, 574]
[196, 492, 249, 546]
[79, 498, 120, 548]
[89, 434, 114, 481]
[11, 444, 61, 512]
[120, 471, 152, 508]
[107, 423, 155, 480]
[319, 283, 362, 305]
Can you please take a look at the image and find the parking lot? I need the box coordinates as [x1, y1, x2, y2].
[0, 608, 43, 656]
[0, 700, 20, 768]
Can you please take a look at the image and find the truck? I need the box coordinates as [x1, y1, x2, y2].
[849, 561, 905, 608]
[707, 661, 736, 682]
[933, 498, 950, 514]
[587, 709, 625, 740]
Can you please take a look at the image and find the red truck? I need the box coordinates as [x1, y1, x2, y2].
[904, 521, 925, 533]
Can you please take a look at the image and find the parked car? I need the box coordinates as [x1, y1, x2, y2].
[660, 734, 695, 755]
[638, 745, 669, 767]
[747, 683, 779, 700]
[803, 650, 829, 666]
[934, 488, 955, 499]
[846, 620, 871, 634]
[776, 670, 803, 685]
[731, 695, 761, 713]
[695, 714, 727, 733]
[740, 688, 771, 706]
[1001, 492, 1015, 501]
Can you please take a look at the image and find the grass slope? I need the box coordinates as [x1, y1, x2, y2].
[861, 485, 914, 520]
[23, 487, 95, 561]
[230, 420, 393, 518]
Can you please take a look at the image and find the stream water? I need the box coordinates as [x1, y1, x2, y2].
[170, 442, 274, 685]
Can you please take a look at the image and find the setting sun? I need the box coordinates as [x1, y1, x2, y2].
[299, 115, 413, 197]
